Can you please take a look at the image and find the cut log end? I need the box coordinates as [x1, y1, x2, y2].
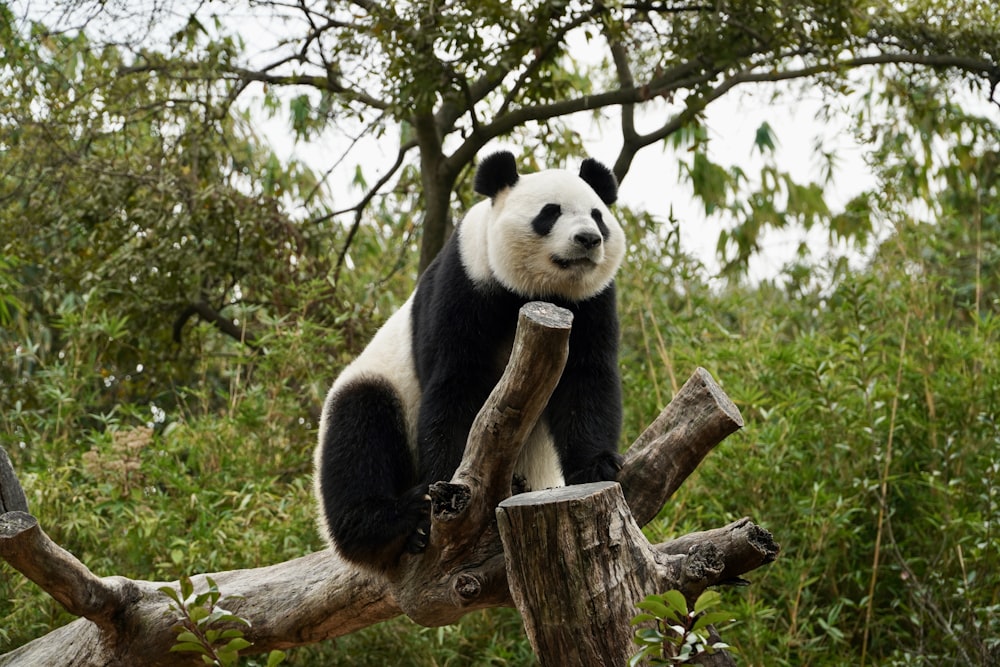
[497, 481, 616, 509]
[429, 481, 472, 520]
[693, 366, 744, 430]
[520, 301, 573, 330]
[0, 510, 37, 541]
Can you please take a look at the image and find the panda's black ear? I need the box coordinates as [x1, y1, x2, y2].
[579, 158, 618, 206]
[474, 151, 519, 199]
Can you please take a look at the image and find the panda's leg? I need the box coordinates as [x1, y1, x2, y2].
[545, 363, 624, 485]
[316, 377, 430, 572]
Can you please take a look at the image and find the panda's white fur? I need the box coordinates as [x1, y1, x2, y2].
[314, 151, 625, 572]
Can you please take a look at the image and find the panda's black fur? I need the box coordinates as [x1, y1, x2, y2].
[314, 151, 626, 572]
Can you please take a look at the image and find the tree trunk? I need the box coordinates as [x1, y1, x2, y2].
[499, 483, 775, 666]
[0, 302, 777, 665]
[414, 113, 456, 274]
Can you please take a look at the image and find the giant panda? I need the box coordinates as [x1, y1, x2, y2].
[314, 150, 626, 572]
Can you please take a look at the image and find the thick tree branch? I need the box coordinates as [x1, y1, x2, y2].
[620, 367, 744, 528]
[0, 513, 138, 627]
[473, 50, 998, 151]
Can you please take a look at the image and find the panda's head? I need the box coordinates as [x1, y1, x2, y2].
[459, 151, 625, 302]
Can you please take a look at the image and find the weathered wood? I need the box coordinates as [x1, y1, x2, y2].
[498, 482, 656, 666]
[620, 367, 744, 527]
[0, 548, 397, 667]
[0, 512, 136, 626]
[392, 301, 573, 626]
[498, 483, 777, 667]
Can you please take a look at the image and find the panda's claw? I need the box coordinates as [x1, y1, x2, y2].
[405, 521, 431, 553]
[397, 485, 432, 555]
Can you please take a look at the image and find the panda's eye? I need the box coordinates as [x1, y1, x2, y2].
[531, 203, 562, 237]
[591, 208, 610, 239]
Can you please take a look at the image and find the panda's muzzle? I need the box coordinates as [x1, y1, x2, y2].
[552, 231, 603, 269]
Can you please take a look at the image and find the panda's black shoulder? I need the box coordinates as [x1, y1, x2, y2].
[412, 231, 468, 314]
[410, 232, 522, 379]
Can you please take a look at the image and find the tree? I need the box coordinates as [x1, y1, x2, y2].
[13, 1, 1000, 277]
[4, 1, 999, 383]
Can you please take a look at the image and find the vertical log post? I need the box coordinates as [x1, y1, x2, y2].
[497, 482, 655, 666]
[498, 481, 774, 666]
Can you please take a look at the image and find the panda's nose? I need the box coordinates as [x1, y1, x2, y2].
[574, 231, 602, 250]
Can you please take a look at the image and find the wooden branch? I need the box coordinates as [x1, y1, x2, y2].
[498, 483, 778, 667]
[0, 549, 398, 667]
[0, 448, 28, 514]
[619, 367, 744, 528]
[0, 512, 135, 626]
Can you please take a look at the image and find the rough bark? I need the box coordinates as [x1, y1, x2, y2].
[0, 301, 776, 666]
[499, 482, 654, 666]
[499, 484, 778, 666]
[619, 366, 744, 528]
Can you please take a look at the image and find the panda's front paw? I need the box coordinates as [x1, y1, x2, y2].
[568, 451, 624, 485]
[398, 485, 432, 554]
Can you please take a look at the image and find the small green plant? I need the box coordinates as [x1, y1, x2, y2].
[630, 589, 735, 665]
[160, 575, 285, 667]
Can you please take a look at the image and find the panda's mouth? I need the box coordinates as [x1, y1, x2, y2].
[552, 255, 597, 270]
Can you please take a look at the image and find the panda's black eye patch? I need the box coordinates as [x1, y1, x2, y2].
[532, 203, 562, 237]
[592, 209, 610, 239]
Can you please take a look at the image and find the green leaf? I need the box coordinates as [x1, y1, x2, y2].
[266, 650, 287, 667]
[222, 637, 251, 652]
[693, 590, 721, 615]
[158, 585, 182, 605]
[633, 628, 666, 645]
[636, 598, 671, 619]
[170, 642, 210, 655]
[753, 120, 778, 154]
[353, 165, 368, 190]
[189, 606, 209, 623]
[175, 631, 202, 644]
[179, 576, 194, 601]
[661, 590, 689, 617]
